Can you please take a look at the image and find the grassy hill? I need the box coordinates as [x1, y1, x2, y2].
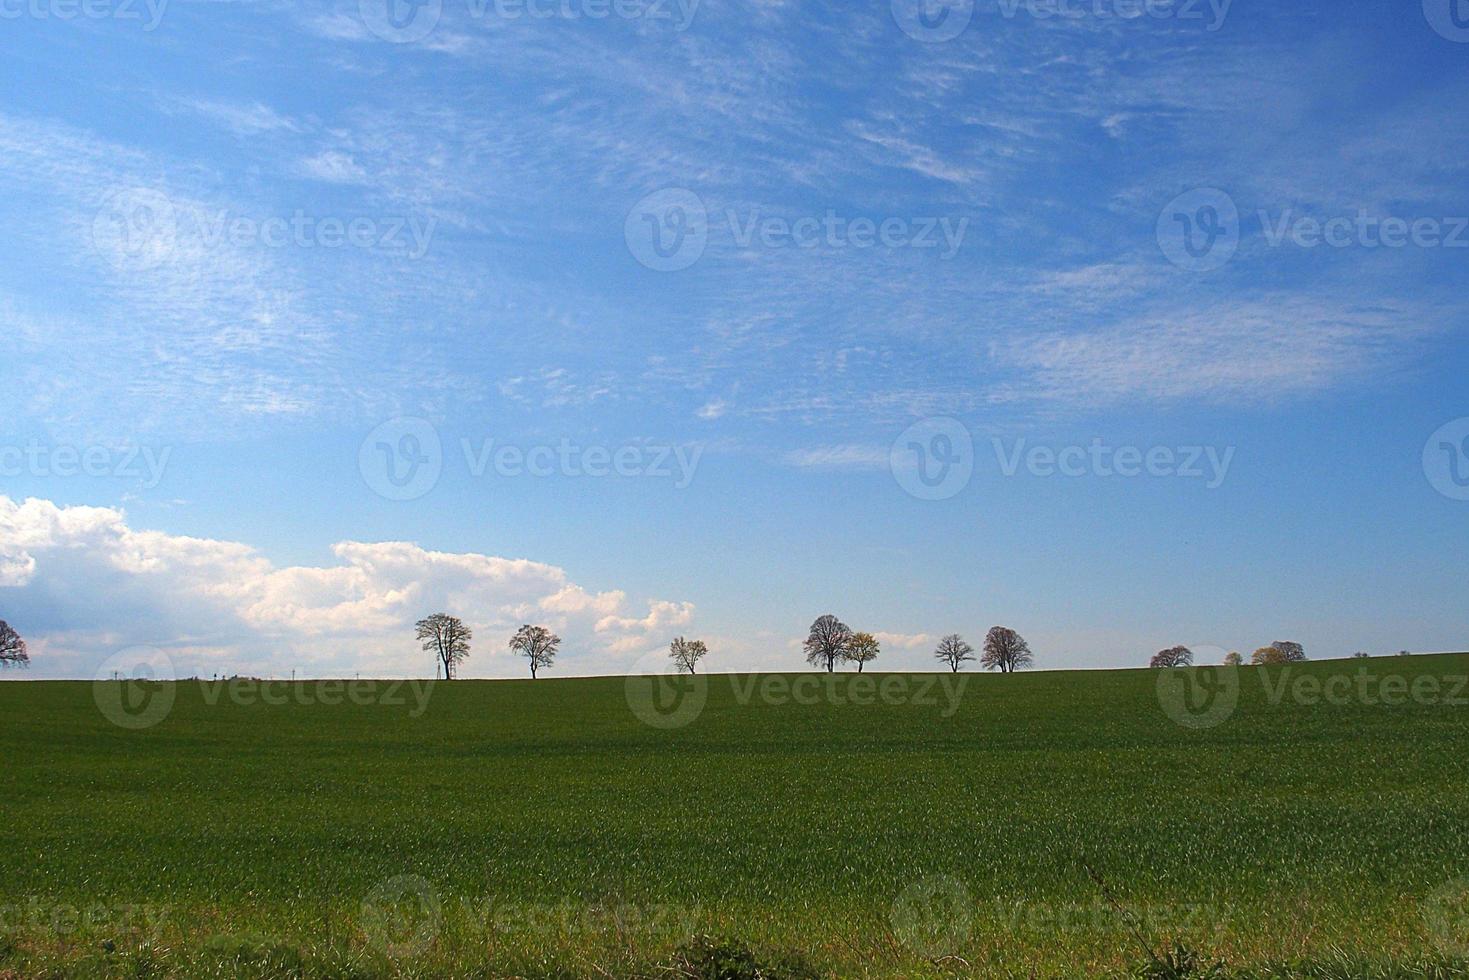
[3, 655, 1469, 978]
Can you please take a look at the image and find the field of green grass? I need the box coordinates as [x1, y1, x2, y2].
[3, 655, 1469, 978]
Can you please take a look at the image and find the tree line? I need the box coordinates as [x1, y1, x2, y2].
[1149, 640, 1307, 668]
[414, 612, 1035, 679]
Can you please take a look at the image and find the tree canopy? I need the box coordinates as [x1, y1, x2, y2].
[981, 627, 1032, 673]
[415, 613, 471, 679]
[669, 636, 709, 675]
[510, 625, 561, 679]
[0, 620, 27, 669]
[846, 632, 880, 673]
[1150, 646, 1193, 668]
[803, 615, 852, 673]
[934, 634, 974, 673]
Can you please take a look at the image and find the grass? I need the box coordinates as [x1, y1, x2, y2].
[2, 654, 1468, 977]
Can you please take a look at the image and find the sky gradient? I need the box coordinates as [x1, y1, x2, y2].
[2, 0, 1467, 680]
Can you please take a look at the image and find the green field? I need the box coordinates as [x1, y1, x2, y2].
[4, 655, 1469, 978]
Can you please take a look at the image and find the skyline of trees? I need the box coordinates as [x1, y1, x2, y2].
[401, 613, 1350, 679]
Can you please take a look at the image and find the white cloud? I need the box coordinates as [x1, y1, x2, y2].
[297, 150, 368, 184]
[990, 297, 1436, 407]
[783, 444, 890, 470]
[0, 496, 692, 679]
[872, 631, 934, 651]
[165, 98, 302, 137]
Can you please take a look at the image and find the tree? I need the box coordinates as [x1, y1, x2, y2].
[1150, 646, 1193, 668]
[1353, 651, 1371, 659]
[933, 634, 975, 673]
[1224, 651, 1244, 666]
[669, 636, 709, 675]
[415, 614, 471, 679]
[803, 615, 852, 673]
[0, 620, 28, 669]
[1271, 640, 1306, 662]
[846, 632, 880, 673]
[1251, 645, 1287, 666]
[510, 624, 560, 679]
[981, 627, 1032, 673]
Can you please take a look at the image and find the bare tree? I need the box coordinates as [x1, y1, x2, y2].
[510, 625, 560, 679]
[981, 626, 1032, 674]
[933, 634, 974, 673]
[803, 615, 852, 673]
[0, 620, 28, 669]
[1149, 646, 1193, 668]
[1270, 640, 1307, 662]
[669, 636, 709, 675]
[846, 632, 880, 673]
[416, 614, 471, 679]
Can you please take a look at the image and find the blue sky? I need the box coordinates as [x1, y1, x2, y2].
[1, 0, 1467, 679]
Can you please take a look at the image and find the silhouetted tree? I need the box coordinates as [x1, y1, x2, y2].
[669, 636, 709, 675]
[804, 615, 852, 673]
[934, 634, 975, 673]
[416, 613, 471, 679]
[981, 626, 1032, 674]
[1150, 646, 1193, 668]
[0, 620, 27, 669]
[510, 624, 560, 679]
[846, 632, 880, 673]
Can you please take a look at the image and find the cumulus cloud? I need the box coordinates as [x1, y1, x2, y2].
[0, 496, 692, 679]
[873, 631, 934, 651]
